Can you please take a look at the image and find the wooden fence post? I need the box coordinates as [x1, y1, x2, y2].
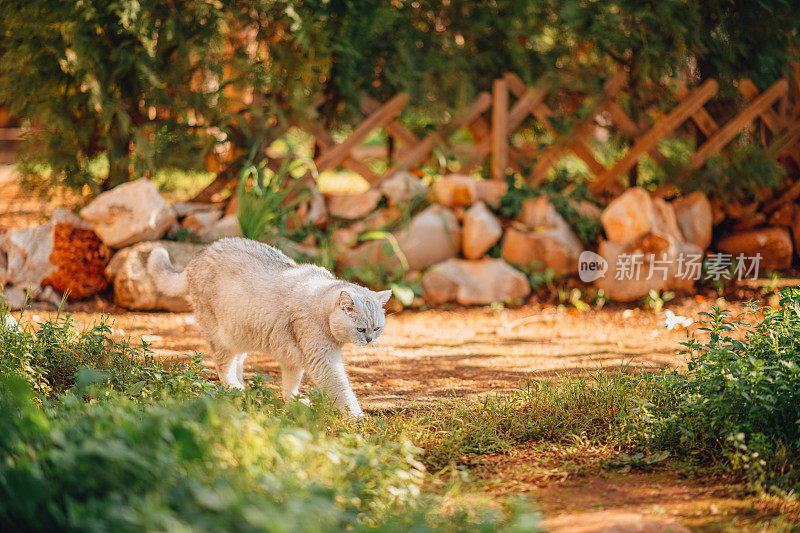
[492, 79, 508, 180]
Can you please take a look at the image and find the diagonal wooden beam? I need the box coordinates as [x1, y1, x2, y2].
[315, 93, 407, 173]
[590, 79, 719, 194]
[673, 81, 719, 138]
[505, 72, 613, 180]
[531, 69, 627, 183]
[300, 120, 378, 182]
[689, 79, 788, 170]
[378, 92, 492, 182]
[360, 96, 419, 148]
[739, 79, 787, 133]
[604, 100, 667, 167]
[761, 120, 800, 211]
[604, 100, 640, 136]
[739, 78, 800, 171]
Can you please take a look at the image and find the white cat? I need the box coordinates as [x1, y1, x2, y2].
[147, 237, 390, 417]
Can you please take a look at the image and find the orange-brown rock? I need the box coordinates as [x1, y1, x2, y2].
[716, 226, 792, 271]
[672, 191, 712, 250]
[325, 189, 382, 219]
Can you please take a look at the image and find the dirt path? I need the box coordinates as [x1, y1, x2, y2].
[48, 299, 711, 409]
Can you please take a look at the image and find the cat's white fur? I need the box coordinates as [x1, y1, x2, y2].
[147, 237, 390, 417]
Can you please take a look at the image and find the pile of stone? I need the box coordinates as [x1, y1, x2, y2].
[594, 188, 708, 301]
[332, 172, 559, 306]
[3, 179, 205, 309]
[593, 187, 799, 301]
[4, 169, 796, 312]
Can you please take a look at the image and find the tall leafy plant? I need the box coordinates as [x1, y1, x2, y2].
[237, 148, 313, 240]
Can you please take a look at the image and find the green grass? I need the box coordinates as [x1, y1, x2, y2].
[152, 167, 217, 201]
[363, 370, 661, 471]
[0, 308, 539, 531]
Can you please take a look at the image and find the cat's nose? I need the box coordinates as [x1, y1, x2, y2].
[365, 335, 373, 343]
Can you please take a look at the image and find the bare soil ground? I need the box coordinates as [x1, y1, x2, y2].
[6, 169, 798, 531]
[52, 299, 704, 409]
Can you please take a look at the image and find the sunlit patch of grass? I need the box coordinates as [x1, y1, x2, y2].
[363, 369, 666, 471]
[153, 167, 216, 201]
[317, 169, 371, 195]
[0, 307, 539, 531]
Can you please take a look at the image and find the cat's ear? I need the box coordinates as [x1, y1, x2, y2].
[376, 290, 392, 306]
[337, 290, 355, 314]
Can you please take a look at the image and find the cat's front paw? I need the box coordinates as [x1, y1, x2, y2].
[343, 407, 365, 420]
[296, 396, 312, 407]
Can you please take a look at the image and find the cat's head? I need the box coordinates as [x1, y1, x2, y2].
[329, 287, 391, 346]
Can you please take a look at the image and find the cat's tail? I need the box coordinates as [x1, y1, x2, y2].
[147, 247, 188, 297]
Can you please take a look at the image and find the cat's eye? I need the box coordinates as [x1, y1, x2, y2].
[373, 328, 380, 332]
[356, 328, 366, 333]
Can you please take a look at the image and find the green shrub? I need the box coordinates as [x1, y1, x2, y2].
[0, 309, 537, 531]
[636, 290, 800, 492]
[0, 375, 466, 531]
[643, 138, 786, 203]
[237, 151, 312, 241]
[0, 309, 214, 399]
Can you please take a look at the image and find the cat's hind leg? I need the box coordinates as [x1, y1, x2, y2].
[235, 353, 248, 387]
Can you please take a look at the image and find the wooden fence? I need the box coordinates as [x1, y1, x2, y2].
[0, 107, 21, 165]
[3, 65, 799, 206]
[297, 66, 800, 205]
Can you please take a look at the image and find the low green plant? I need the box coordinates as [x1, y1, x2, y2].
[528, 265, 557, 291]
[0, 309, 215, 399]
[642, 289, 674, 313]
[164, 226, 205, 244]
[558, 287, 591, 312]
[632, 290, 800, 492]
[2, 374, 524, 531]
[0, 308, 537, 531]
[365, 370, 659, 472]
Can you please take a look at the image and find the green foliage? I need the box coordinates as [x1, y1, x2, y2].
[3, 1, 796, 194]
[1, 376, 469, 531]
[643, 137, 786, 203]
[237, 151, 312, 240]
[0, 308, 535, 531]
[0, 0, 317, 192]
[500, 172, 603, 246]
[633, 290, 800, 492]
[0, 309, 214, 399]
